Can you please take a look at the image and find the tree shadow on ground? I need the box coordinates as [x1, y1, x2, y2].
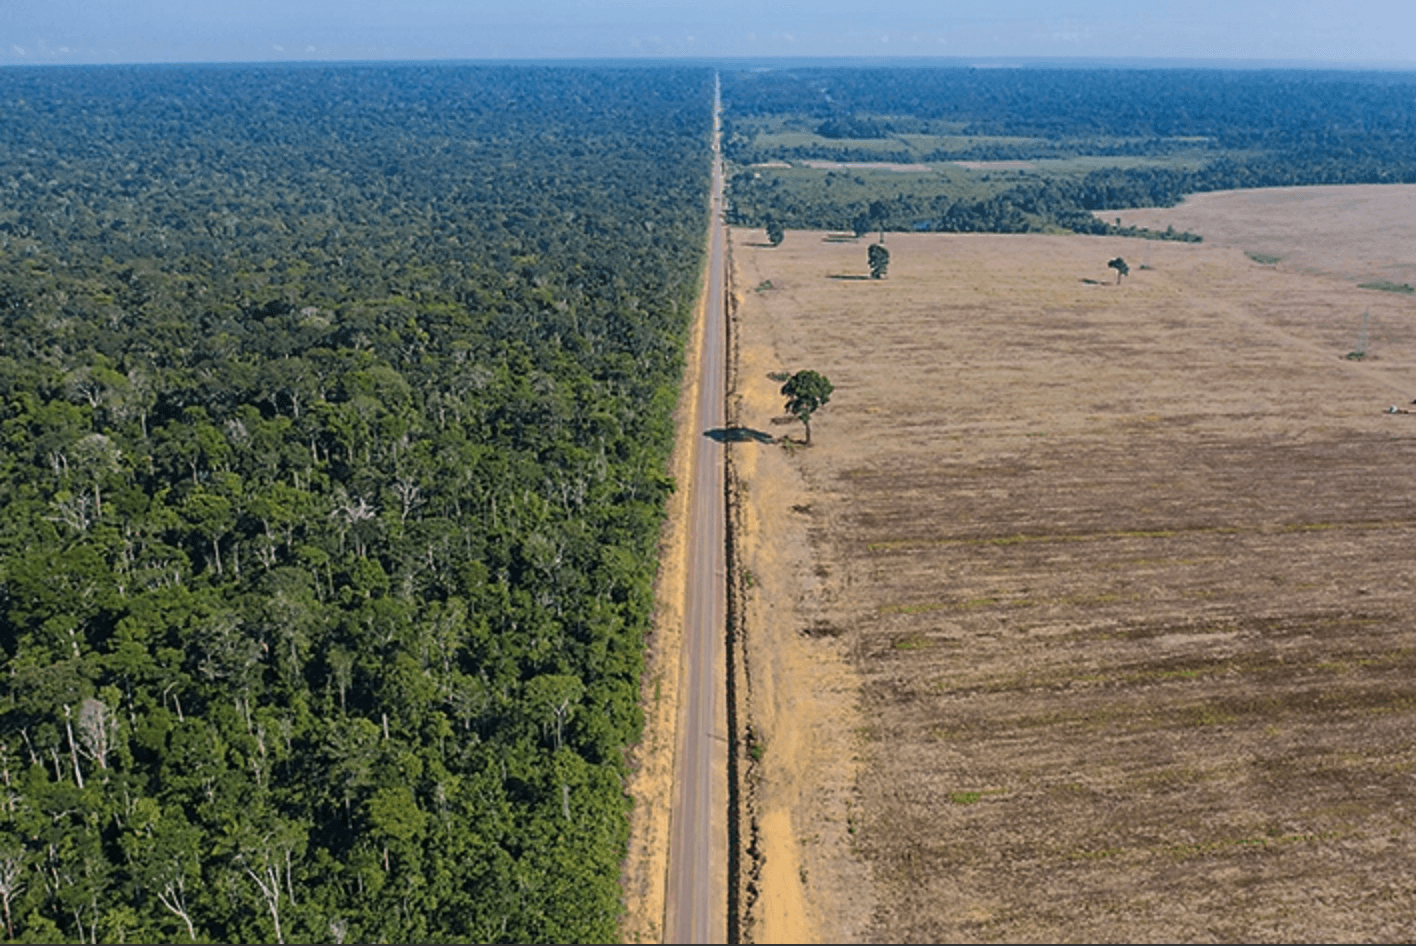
[704, 426, 777, 444]
[827, 274, 872, 281]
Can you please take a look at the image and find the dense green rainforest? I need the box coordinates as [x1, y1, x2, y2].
[0, 63, 711, 943]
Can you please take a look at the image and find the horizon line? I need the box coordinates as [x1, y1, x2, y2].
[3, 54, 1416, 72]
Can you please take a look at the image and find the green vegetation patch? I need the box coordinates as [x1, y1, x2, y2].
[1358, 279, 1416, 293]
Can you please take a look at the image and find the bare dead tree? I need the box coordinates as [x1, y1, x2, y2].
[391, 477, 423, 522]
[238, 853, 286, 945]
[0, 848, 23, 939]
[76, 697, 117, 771]
[154, 869, 197, 942]
[62, 705, 85, 789]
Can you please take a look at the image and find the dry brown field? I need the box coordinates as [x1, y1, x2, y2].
[1104, 184, 1416, 285]
[728, 188, 1416, 943]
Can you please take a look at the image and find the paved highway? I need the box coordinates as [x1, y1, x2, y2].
[664, 75, 728, 945]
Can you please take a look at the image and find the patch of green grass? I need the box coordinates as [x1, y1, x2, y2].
[1186, 705, 1238, 727]
[752, 130, 909, 154]
[1166, 831, 1333, 859]
[1358, 279, 1416, 294]
[1152, 668, 1208, 681]
[881, 601, 945, 615]
[737, 116, 1224, 172]
[1029, 152, 1214, 175]
[1246, 251, 1284, 265]
[734, 160, 1003, 209]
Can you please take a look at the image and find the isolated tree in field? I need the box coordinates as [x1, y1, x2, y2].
[781, 369, 833, 444]
[868, 242, 890, 279]
[1108, 256, 1129, 284]
[765, 218, 784, 246]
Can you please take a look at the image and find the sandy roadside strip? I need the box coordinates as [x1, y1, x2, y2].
[729, 229, 876, 944]
[617, 210, 709, 946]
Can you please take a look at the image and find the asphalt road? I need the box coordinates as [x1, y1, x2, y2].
[664, 76, 728, 945]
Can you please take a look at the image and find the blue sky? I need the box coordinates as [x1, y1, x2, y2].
[3, 0, 1414, 67]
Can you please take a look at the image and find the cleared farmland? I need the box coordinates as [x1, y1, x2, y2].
[728, 204, 1416, 942]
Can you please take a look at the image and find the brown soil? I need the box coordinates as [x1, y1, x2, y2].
[729, 204, 1416, 943]
[1103, 184, 1416, 284]
[728, 238, 877, 946]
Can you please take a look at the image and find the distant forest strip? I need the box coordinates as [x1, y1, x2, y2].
[0, 64, 711, 944]
[721, 68, 1416, 235]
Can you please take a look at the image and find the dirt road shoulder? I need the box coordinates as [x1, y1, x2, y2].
[729, 229, 875, 944]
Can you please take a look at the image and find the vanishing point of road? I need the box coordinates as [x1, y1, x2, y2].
[664, 75, 729, 944]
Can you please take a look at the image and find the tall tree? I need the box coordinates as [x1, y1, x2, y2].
[1108, 256, 1130, 284]
[868, 242, 890, 279]
[780, 370, 834, 445]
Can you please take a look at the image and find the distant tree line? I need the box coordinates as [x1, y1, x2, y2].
[721, 67, 1416, 235]
[728, 171, 1204, 238]
[723, 67, 1416, 143]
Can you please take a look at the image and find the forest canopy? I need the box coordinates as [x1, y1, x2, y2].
[0, 62, 712, 944]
